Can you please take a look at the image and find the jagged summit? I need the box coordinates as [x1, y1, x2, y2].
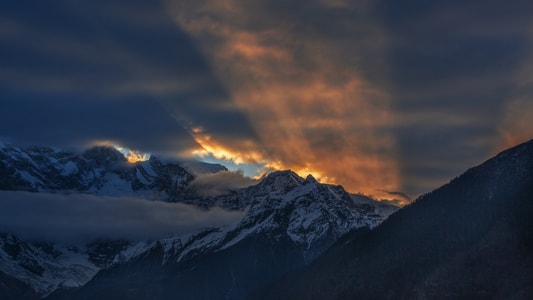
[252, 170, 305, 196]
[304, 174, 317, 184]
[264, 170, 304, 183]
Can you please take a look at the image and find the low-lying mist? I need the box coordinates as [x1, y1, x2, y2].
[0, 191, 245, 244]
[188, 170, 257, 196]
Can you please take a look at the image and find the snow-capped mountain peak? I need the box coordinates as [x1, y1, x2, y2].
[0, 144, 198, 200]
[250, 170, 305, 196]
[304, 174, 318, 184]
[0, 145, 399, 299]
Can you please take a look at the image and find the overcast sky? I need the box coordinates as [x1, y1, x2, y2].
[1, 0, 532, 200]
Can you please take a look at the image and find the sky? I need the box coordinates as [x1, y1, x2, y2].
[1, 0, 532, 202]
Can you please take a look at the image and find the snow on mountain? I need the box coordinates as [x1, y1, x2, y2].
[0, 144, 399, 298]
[0, 234, 126, 297]
[86, 170, 398, 269]
[0, 145, 198, 200]
[34, 171, 399, 299]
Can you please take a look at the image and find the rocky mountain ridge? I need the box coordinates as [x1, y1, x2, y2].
[0, 144, 225, 201]
[0, 144, 398, 299]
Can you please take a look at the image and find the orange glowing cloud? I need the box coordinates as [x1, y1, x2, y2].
[112, 146, 150, 163]
[169, 1, 401, 200]
[190, 127, 266, 165]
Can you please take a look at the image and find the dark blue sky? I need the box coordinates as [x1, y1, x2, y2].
[1, 0, 532, 201]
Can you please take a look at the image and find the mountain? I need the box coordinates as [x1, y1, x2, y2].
[0, 234, 128, 298]
[0, 144, 225, 200]
[45, 171, 395, 300]
[0, 144, 398, 299]
[254, 139, 533, 299]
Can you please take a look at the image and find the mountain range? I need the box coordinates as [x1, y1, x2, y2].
[0, 144, 397, 299]
[0, 144, 224, 200]
[1, 140, 532, 299]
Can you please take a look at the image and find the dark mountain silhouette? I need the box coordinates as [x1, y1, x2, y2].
[254, 139, 533, 299]
[0, 271, 37, 299]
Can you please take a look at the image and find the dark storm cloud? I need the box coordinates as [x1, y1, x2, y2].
[168, 0, 533, 199]
[376, 0, 533, 195]
[0, 191, 244, 243]
[0, 0, 256, 154]
[170, 0, 400, 197]
[1, 0, 532, 201]
[0, 93, 198, 153]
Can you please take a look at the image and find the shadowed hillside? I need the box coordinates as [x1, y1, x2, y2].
[255, 139, 533, 299]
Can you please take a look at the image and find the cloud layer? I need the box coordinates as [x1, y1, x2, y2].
[170, 0, 400, 197]
[188, 170, 257, 197]
[377, 0, 533, 194]
[169, 0, 533, 196]
[0, 0, 255, 156]
[0, 191, 245, 243]
[1, 0, 533, 198]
